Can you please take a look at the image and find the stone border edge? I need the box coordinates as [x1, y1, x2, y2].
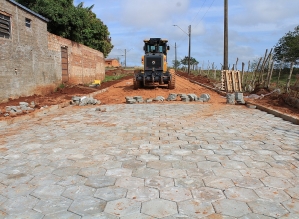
[178, 74, 299, 125]
[246, 100, 299, 125]
[0, 88, 108, 127]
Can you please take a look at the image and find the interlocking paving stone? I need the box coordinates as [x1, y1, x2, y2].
[78, 166, 106, 177]
[1, 104, 299, 218]
[212, 167, 242, 178]
[62, 185, 96, 200]
[3, 210, 44, 219]
[248, 199, 289, 218]
[197, 161, 221, 169]
[137, 154, 160, 162]
[141, 199, 178, 218]
[174, 177, 204, 189]
[147, 161, 172, 170]
[94, 186, 127, 201]
[132, 167, 159, 179]
[239, 213, 273, 219]
[81, 212, 119, 218]
[203, 176, 235, 190]
[104, 198, 141, 217]
[160, 187, 192, 202]
[120, 212, 155, 219]
[172, 161, 197, 169]
[1, 173, 34, 186]
[160, 168, 187, 178]
[255, 187, 291, 202]
[0, 195, 39, 214]
[178, 199, 214, 218]
[224, 187, 259, 202]
[239, 168, 269, 178]
[85, 176, 116, 188]
[105, 168, 132, 177]
[1, 184, 36, 198]
[52, 166, 81, 177]
[282, 198, 299, 214]
[69, 197, 107, 216]
[232, 177, 264, 189]
[285, 186, 299, 199]
[33, 197, 72, 215]
[30, 184, 65, 199]
[43, 211, 81, 219]
[115, 177, 144, 189]
[261, 176, 293, 189]
[213, 199, 252, 217]
[265, 168, 295, 178]
[145, 176, 174, 189]
[126, 187, 159, 202]
[122, 160, 146, 169]
[57, 175, 87, 186]
[191, 187, 225, 202]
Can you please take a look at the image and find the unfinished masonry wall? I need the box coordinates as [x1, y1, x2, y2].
[48, 33, 105, 85]
[0, 0, 61, 103]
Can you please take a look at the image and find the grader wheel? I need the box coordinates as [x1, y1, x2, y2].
[133, 70, 140, 90]
[168, 69, 176, 89]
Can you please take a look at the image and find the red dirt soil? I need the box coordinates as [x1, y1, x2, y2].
[0, 70, 298, 120]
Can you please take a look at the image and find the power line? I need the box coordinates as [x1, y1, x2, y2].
[175, 0, 215, 47]
[195, 0, 215, 28]
[191, 0, 207, 23]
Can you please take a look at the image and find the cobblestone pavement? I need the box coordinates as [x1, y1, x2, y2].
[0, 103, 299, 219]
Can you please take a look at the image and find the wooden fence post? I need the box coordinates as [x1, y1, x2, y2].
[286, 62, 295, 92]
[277, 57, 285, 87]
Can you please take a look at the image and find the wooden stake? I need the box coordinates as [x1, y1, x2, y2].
[286, 62, 294, 92]
[267, 61, 274, 89]
[277, 57, 285, 87]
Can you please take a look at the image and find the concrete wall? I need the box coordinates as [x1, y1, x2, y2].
[0, 0, 61, 102]
[48, 34, 105, 85]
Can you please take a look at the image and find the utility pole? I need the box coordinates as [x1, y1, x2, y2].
[188, 25, 191, 75]
[173, 24, 191, 75]
[175, 42, 177, 73]
[224, 0, 228, 70]
[124, 49, 127, 68]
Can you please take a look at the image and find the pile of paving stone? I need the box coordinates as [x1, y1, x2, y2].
[70, 96, 101, 106]
[226, 92, 245, 105]
[125, 93, 211, 104]
[3, 101, 35, 117]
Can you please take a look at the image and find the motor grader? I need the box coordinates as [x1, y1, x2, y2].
[133, 38, 175, 89]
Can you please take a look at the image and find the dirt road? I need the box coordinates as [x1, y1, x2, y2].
[95, 76, 226, 106]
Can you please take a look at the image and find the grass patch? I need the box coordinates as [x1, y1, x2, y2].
[102, 74, 127, 83]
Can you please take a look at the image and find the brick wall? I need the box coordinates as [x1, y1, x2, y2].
[0, 0, 105, 103]
[48, 34, 105, 85]
[0, 0, 61, 102]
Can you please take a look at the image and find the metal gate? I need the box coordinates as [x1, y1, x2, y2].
[61, 47, 68, 82]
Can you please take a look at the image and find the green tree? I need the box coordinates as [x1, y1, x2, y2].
[172, 60, 180, 69]
[16, 0, 113, 57]
[180, 56, 198, 66]
[274, 25, 299, 64]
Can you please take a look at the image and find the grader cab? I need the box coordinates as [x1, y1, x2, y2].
[133, 38, 175, 89]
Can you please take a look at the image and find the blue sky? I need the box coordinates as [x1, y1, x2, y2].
[74, 0, 299, 69]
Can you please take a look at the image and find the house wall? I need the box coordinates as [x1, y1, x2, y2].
[0, 0, 105, 103]
[48, 34, 105, 85]
[105, 59, 120, 68]
[0, 0, 61, 102]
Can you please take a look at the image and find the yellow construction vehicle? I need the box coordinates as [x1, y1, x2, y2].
[133, 38, 175, 89]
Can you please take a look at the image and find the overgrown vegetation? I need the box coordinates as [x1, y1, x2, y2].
[16, 0, 113, 57]
[102, 74, 127, 83]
